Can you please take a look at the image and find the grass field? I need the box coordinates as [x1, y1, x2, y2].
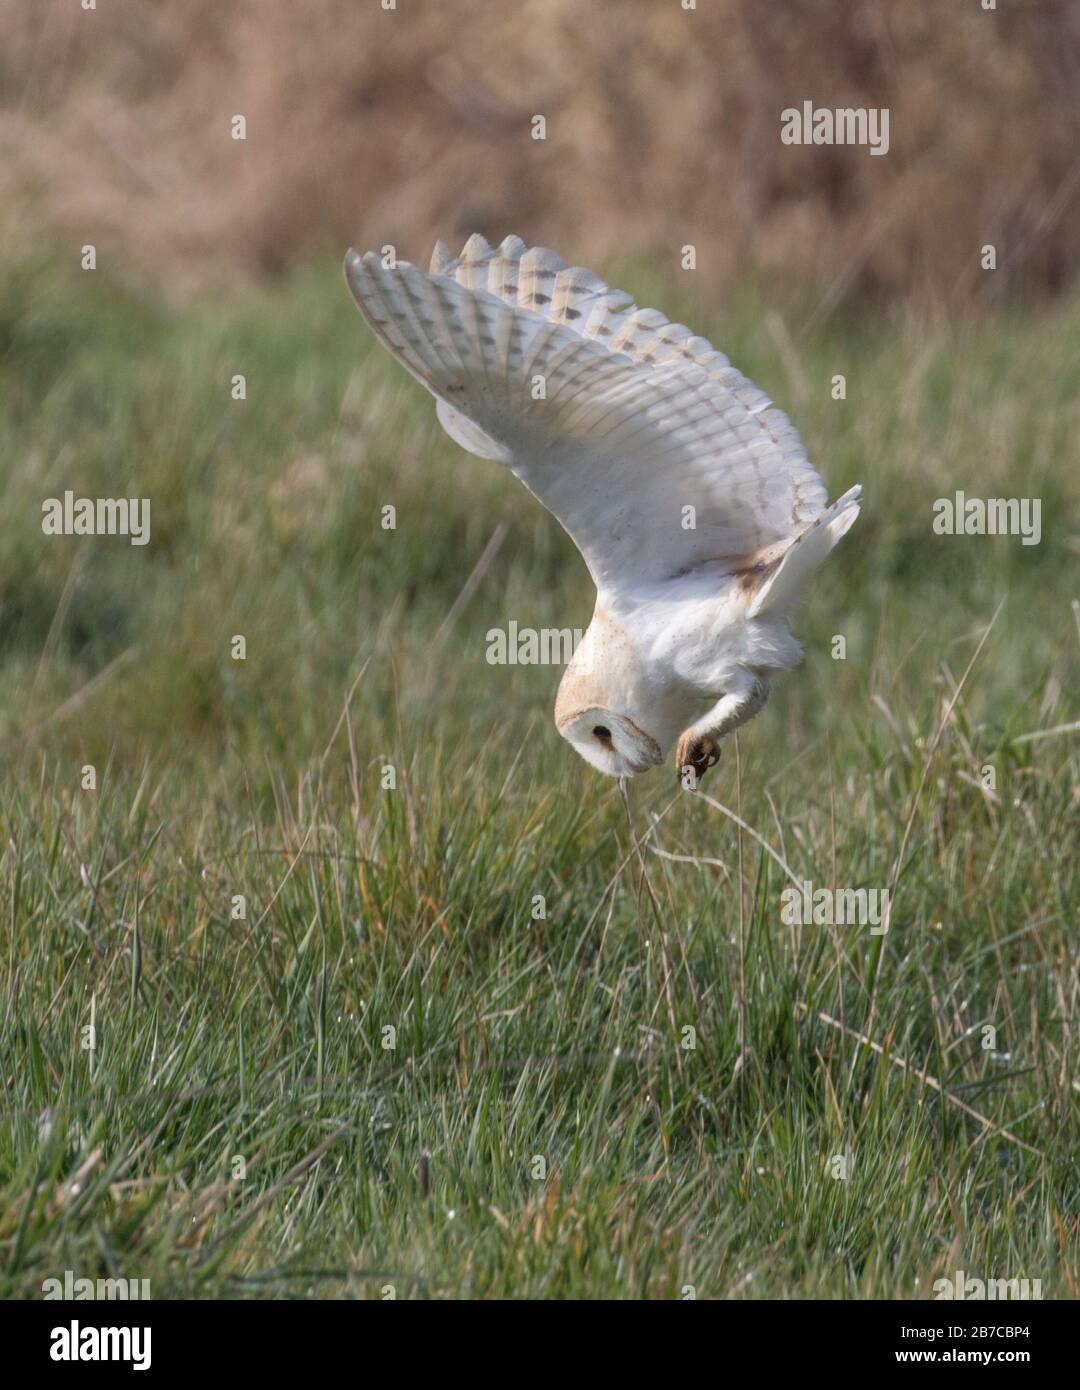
[0, 255, 1077, 1299]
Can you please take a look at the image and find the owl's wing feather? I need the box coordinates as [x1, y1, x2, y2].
[345, 235, 828, 592]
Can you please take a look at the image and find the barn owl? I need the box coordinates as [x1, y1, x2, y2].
[345, 235, 860, 786]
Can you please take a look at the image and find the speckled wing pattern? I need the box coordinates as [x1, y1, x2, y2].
[345, 235, 828, 593]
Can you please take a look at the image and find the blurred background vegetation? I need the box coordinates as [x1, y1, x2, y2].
[3, 0, 1080, 310]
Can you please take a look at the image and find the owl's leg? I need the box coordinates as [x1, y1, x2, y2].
[676, 675, 770, 788]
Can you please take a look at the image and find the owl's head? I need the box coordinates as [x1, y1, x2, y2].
[556, 706, 664, 778]
[553, 608, 673, 777]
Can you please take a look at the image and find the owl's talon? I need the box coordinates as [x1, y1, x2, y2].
[676, 734, 720, 789]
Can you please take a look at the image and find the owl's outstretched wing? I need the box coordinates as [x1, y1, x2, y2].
[345, 235, 828, 594]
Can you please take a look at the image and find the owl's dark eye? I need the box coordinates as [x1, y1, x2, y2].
[593, 725, 612, 741]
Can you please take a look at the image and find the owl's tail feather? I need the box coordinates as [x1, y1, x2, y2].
[749, 486, 862, 618]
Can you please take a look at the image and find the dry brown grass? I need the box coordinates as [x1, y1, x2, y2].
[3, 0, 1080, 311]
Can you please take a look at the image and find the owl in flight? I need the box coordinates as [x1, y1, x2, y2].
[345, 235, 860, 786]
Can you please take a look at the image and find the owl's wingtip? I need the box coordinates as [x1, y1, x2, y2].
[430, 240, 455, 274]
[343, 247, 363, 282]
